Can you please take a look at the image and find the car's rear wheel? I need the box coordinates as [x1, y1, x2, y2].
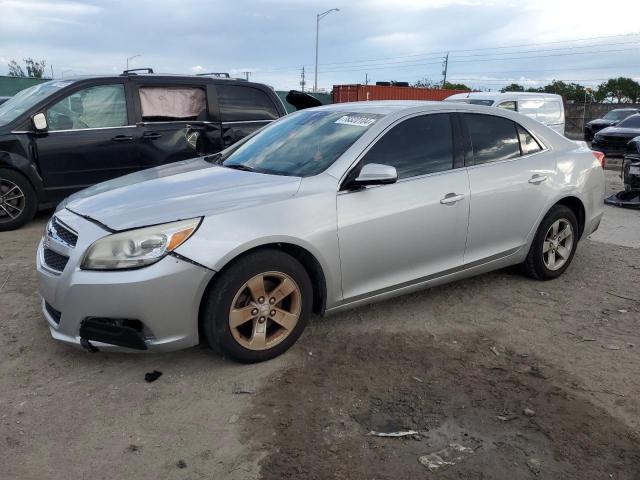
[201, 249, 312, 363]
[0, 169, 38, 231]
[522, 205, 578, 280]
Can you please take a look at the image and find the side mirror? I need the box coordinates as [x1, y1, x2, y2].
[343, 163, 398, 190]
[32, 113, 48, 131]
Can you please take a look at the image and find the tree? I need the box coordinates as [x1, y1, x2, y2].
[6, 58, 47, 78]
[501, 83, 525, 92]
[442, 81, 470, 90]
[595, 77, 640, 103]
[541, 79, 587, 103]
[413, 77, 438, 88]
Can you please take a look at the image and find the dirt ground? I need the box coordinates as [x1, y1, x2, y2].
[1, 170, 639, 479]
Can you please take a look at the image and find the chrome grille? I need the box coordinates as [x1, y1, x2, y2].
[51, 217, 78, 247]
[43, 248, 69, 272]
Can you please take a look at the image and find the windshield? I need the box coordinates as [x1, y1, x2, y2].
[603, 110, 636, 121]
[0, 80, 74, 127]
[447, 98, 495, 106]
[616, 114, 640, 129]
[222, 110, 382, 177]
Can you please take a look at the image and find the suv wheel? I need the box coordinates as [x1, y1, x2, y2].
[0, 169, 38, 231]
[201, 249, 313, 363]
[522, 205, 578, 280]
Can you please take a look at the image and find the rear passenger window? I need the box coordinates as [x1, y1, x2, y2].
[138, 86, 206, 121]
[465, 114, 520, 165]
[217, 85, 279, 122]
[361, 114, 453, 179]
[517, 125, 543, 155]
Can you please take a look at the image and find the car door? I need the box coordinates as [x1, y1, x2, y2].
[217, 84, 281, 148]
[337, 113, 470, 301]
[462, 113, 556, 264]
[131, 80, 221, 168]
[34, 81, 136, 202]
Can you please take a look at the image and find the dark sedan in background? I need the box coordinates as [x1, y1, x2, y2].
[584, 108, 639, 141]
[591, 114, 640, 156]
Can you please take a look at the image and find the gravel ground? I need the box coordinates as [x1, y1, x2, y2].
[0, 171, 638, 479]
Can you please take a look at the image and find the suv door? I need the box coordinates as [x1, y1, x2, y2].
[35, 81, 136, 202]
[217, 84, 281, 148]
[131, 80, 222, 168]
[462, 113, 555, 264]
[337, 113, 470, 300]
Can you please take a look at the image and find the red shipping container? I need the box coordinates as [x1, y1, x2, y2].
[332, 84, 470, 103]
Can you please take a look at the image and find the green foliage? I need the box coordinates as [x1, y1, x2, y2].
[595, 77, 640, 103]
[6, 58, 46, 78]
[501, 83, 525, 92]
[442, 81, 470, 90]
[412, 77, 438, 88]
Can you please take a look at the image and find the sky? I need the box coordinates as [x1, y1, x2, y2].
[0, 0, 638, 91]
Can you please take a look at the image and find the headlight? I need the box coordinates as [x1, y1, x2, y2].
[81, 218, 201, 270]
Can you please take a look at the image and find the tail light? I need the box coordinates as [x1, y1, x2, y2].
[592, 151, 605, 168]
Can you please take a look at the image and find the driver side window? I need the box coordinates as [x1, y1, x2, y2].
[46, 84, 128, 131]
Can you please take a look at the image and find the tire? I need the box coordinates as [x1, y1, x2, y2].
[522, 205, 579, 281]
[0, 168, 38, 231]
[201, 248, 313, 363]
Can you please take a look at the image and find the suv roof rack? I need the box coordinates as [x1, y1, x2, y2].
[195, 72, 231, 78]
[121, 68, 154, 75]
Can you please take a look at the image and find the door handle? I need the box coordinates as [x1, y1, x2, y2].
[111, 135, 133, 142]
[528, 174, 548, 184]
[440, 193, 465, 205]
[142, 132, 162, 140]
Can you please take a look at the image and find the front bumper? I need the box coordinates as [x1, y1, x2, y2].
[36, 209, 215, 352]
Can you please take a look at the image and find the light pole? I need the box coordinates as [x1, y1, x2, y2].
[314, 8, 339, 93]
[126, 54, 141, 71]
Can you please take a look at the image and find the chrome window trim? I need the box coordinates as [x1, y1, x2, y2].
[221, 119, 274, 125]
[46, 125, 136, 133]
[337, 166, 459, 196]
[136, 120, 215, 125]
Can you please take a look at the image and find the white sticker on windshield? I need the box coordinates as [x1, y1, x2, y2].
[335, 115, 377, 127]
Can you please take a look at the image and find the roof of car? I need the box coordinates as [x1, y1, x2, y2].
[58, 73, 254, 84]
[311, 100, 445, 115]
[445, 91, 562, 101]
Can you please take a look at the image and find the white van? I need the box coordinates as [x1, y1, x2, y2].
[445, 92, 565, 135]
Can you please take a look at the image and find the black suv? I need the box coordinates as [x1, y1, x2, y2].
[584, 108, 639, 142]
[0, 69, 288, 230]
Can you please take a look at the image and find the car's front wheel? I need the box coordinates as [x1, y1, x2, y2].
[522, 205, 578, 280]
[0, 168, 38, 231]
[201, 249, 313, 363]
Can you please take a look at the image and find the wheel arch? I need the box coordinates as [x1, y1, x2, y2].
[553, 195, 585, 239]
[198, 241, 328, 339]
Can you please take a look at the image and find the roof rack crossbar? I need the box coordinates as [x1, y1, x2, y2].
[195, 72, 231, 78]
[122, 68, 154, 75]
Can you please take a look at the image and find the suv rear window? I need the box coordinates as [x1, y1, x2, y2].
[217, 85, 279, 122]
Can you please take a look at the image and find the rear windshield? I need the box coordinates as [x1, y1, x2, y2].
[617, 114, 640, 129]
[447, 98, 494, 106]
[0, 80, 73, 127]
[221, 110, 381, 177]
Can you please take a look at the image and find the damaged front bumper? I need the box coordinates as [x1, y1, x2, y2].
[36, 209, 215, 352]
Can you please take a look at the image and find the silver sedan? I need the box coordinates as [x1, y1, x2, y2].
[37, 101, 605, 362]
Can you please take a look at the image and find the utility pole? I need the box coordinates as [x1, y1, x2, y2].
[242, 71, 251, 81]
[441, 52, 449, 88]
[300, 66, 306, 92]
[365, 73, 368, 85]
[314, 8, 340, 92]
[50, 65, 54, 80]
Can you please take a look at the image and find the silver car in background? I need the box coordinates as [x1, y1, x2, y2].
[37, 101, 605, 362]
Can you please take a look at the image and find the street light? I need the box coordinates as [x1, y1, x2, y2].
[314, 8, 339, 93]
[126, 54, 141, 70]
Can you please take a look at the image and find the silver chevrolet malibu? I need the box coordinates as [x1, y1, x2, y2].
[37, 101, 605, 362]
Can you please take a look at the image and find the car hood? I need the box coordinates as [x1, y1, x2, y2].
[596, 126, 640, 137]
[587, 119, 616, 127]
[63, 157, 302, 231]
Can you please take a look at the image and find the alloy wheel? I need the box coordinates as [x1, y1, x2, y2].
[0, 179, 25, 224]
[542, 218, 574, 271]
[228, 271, 302, 351]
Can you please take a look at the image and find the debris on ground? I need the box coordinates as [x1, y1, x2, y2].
[144, 370, 162, 383]
[412, 376, 423, 383]
[523, 408, 536, 417]
[526, 458, 542, 475]
[368, 430, 419, 437]
[496, 414, 518, 422]
[603, 345, 621, 351]
[176, 459, 187, 469]
[539, 291, 550, 297]
[231, 384, 256, 394]
[490, 346, 500, 356]
[418, 443, 475, 472]
[228, 414, 240, 424]
[126, 444, 142, 453]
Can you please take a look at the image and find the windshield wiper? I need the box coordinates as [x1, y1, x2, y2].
[224, 163, 257, 173]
